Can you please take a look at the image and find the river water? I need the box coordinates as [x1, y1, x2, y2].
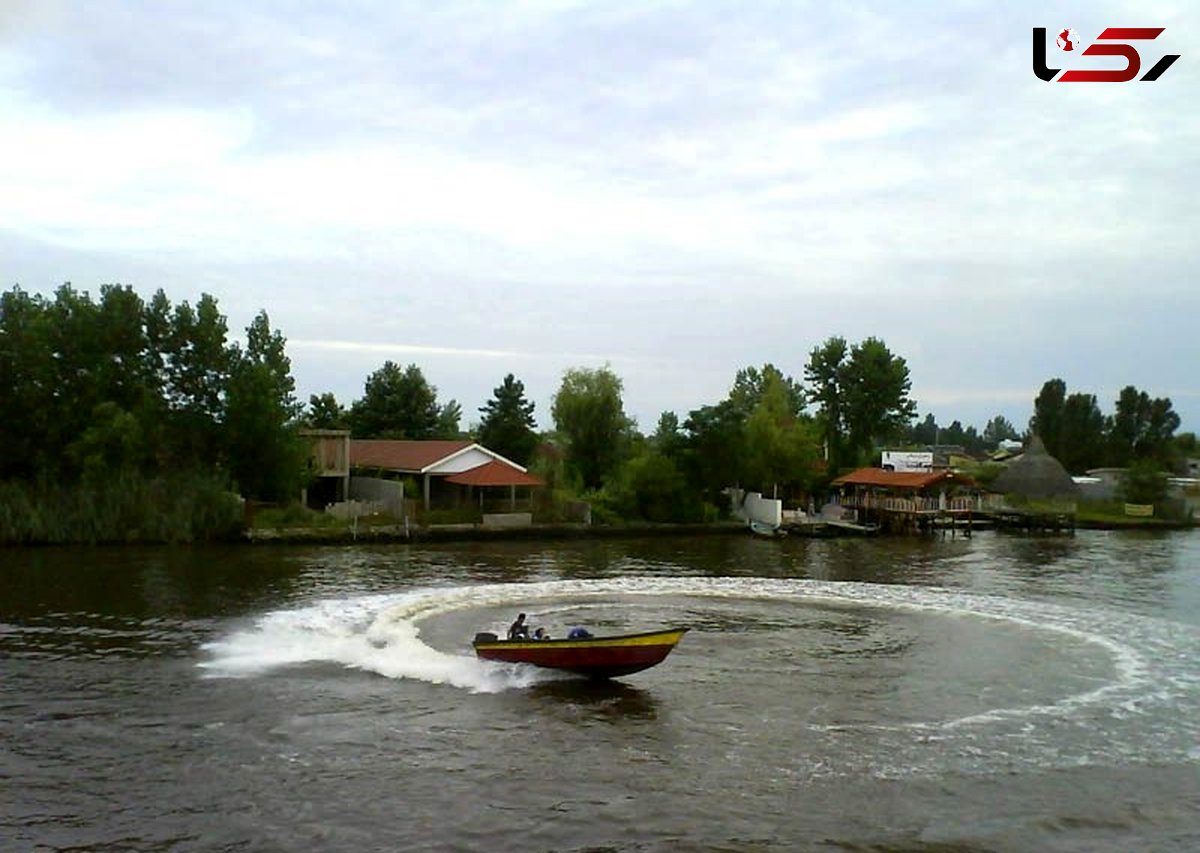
[2, 531, 1199, 852]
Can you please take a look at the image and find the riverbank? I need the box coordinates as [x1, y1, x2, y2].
[245, 520, 749, 544]
[244, 516, 1196, 544]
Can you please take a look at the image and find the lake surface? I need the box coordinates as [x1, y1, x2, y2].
[3, 530, 1199, 852]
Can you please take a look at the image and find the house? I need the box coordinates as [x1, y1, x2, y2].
[349, 439, 543, 512]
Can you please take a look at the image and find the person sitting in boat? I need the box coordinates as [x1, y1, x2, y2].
[567, 626, 593, 639]
[532, 627, 549, 640]
[507, 613, 529, 640]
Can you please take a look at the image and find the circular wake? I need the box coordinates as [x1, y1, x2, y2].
[194, 580, 1190, 705]
[199, 576, 1200, 772]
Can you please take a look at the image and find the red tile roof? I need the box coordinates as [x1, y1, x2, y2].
[349, 440, 473, 472]
[831, 468, 973, 489]
[444, 460, 545, 487]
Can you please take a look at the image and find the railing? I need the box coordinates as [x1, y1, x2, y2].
[832, 493, 1007, 513]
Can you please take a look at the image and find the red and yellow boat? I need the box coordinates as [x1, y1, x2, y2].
[472, 627, 689, 679]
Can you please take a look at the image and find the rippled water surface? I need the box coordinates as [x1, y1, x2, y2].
[3, 531, 1199, 851]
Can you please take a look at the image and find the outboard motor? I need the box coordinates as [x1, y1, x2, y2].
[473, 632, 499, 644]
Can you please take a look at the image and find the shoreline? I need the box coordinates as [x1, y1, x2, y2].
[244, 520, 750, 544]
[243, 517, 1195, 545]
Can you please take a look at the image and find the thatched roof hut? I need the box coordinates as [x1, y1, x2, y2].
[990, 435, 1078, 499]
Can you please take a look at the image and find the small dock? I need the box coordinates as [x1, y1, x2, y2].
[783, 518, 879, 538]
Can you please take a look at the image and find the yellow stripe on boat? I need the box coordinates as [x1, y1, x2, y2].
[476, 628, 687, 650]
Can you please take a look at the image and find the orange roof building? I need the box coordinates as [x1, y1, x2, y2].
[831, 468, 974, 490]
[349, 439, 542, 510]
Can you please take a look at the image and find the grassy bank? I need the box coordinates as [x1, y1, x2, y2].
[1076, 499, 1195, 530]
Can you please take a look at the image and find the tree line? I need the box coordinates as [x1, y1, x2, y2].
[0, 284, 300, 541]
[2, 283, 1193, 539]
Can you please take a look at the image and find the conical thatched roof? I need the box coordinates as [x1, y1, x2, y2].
[990, 435, 1078, 499]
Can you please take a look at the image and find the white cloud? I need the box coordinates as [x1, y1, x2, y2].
[2, 2, 1197, 432]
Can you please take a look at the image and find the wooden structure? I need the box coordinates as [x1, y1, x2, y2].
[300, 429, 351, 507]
[830, 468, 980, 535]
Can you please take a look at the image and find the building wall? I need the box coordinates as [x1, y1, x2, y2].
[426, 446, 503, 474]
[728, 488, 783, 527]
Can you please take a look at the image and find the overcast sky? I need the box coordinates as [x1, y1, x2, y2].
[3, 1, 1196, 436]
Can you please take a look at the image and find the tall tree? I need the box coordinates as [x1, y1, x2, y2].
[651, 411, 683, 458]
[162, 293, 232, 466]
[741, 369, 821, 494]
[1057, 392, 1106, 473]
[0, 287, 54, 478]
[728, 363, 805, 419]
[224, 311, 305, 501]
[682, 399, 747, 500]
[477, 373, 538, 465]
[349, 361, 440, 439]
[804, 336, 849, 470]
[840, 337, 917, 465]
[1029, 378, 1067, 460]
[551, 365, 632, 490]
[1109, 385, 1180, 467]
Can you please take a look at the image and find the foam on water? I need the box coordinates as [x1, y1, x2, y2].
[200, 576, 1199, 717]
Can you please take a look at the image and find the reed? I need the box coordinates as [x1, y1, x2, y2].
[0, 473, 243, 545]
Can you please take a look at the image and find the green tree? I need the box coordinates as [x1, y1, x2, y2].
[306, 392, 348, 429]
[651, 411, 683, 458]
[1058, 392, 1106, 473]
[742, 369, 821, 495]
[807, 336, 915, 469]
[66, 401, 143, 484]
[477, 373, 538, 465]
[551, 365, 632, 491]
[983, 414, 1019, 446]
[435, 399, 463, 439]
[604, 450, 700, 523]
[909, 413, 938, 446]
[0, 287, 54, 478]
[681, 399, 746, 502]
[162, 293, 232, 467]
[804, 336, 849, 470]
[349, 361, 440, 438]
[842, 337, 917, 461]
[728, 363, 805, 419]
[1029, 378, 1067, 460]
[1119, 459, 1170, 506]
[1109, 385, 1180, 467]
[224, 311, 306, 502]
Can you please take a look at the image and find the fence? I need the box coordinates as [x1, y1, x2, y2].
[348, 477, 406, 518]
[831, 493, 1007, 513]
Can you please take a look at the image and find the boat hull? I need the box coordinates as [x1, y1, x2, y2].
[473, 628, 688, 678]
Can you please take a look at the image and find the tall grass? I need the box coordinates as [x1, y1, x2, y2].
[0, 472, 243, 545]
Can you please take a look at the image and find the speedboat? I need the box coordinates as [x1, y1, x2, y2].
[472, 627, 689, 679]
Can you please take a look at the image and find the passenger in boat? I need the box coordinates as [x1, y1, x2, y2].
[532, 627, 549, 640]
[567, 627, 593, 639]
[507, 613, 529, 640]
